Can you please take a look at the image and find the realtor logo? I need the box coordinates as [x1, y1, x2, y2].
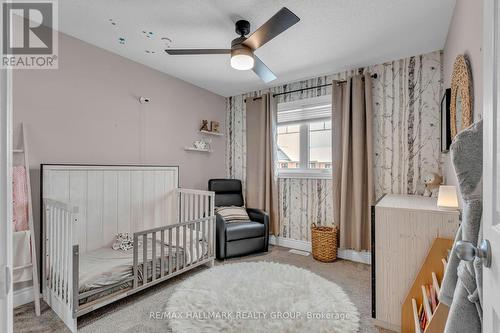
[2, 1, 58, 69]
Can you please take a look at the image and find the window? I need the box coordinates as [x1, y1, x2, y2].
[276, 96, 332, 178]
[277, 124, 300, 169]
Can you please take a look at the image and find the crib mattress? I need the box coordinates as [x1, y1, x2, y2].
[79, 236, 204, 295]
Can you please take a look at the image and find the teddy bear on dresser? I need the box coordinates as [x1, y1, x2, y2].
[423, 173, 443, 197]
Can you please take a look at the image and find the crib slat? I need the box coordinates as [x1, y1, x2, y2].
[62, 211, 67, 302]
[188, 194, 192, 221]
[151, 232, 157, 281]
[204, 196, 209, 259]
[184, 192, 187, 222]
[178, 192, 182, 222]
[51, 207, 55, 291]
[189, 222, 193, 265]
[72, 245, 79, 313]
[210, 194, 215, 216]
[46, 207, 50, 290]
[52, 207, 56, 291]
[210, 196, 215, 257]
[195, 221, 199, 262]
[202, 213, 206, 260]
[190, 193, 193, 219]
[204, 195, 209, 219]
[58, 211, 62, 300]
[59, 209, 63, 298]
[133, 235, 138, 288]
[142, 234, 147, 285]
[59, 208, 63, 297]
[179, 193, 183, 222]
[185, 193, 188, 222]
[186, 193, 189, 221]
[175, 226, 180, 272]
[55, 208, 61, 297]
[69, 212, 73, 303]
[47, 207, 52, 290]
[194, 194, 199, 219]
[205, 211, 212, 257]
[190, 193, 193, 220]
[183, 225, 187, 268]
[63, 211, 67, 303]
[180, 194, 183, 223]
[168, 228, 173, 275]
[160, 230, 165, 277]
[66, 211, 70, 302]
[60, 210, 65, 299]
[45, 207, 49, 290]
[211, 216, 215, 257]
[51, 208, 55, 293]
[184, 193, 188, 222]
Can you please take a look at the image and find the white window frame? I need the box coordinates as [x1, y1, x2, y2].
[277, 95, 332, 179]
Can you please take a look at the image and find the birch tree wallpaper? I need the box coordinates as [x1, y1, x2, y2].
[225, 50, 443, 242]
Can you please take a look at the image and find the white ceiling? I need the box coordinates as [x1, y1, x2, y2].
[59, 0, 456, 97]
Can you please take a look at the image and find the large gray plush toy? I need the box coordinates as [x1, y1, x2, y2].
[439, 120, 483, 333]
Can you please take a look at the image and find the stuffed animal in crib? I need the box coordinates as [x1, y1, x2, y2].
[112, 233, 135, 251]
[423, 173, 443, 197]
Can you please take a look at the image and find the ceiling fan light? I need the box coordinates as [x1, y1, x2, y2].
[230, 47, 254, 70]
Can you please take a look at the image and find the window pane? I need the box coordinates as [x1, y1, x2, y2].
[277, 125, 300, 169]
[309, 121, 332, 169]
[309, 121, 324, 130]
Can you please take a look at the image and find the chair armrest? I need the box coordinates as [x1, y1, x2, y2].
[246, 208, 268, 224]
[215, 213, 227, 259]
[246, 208, 269, 251]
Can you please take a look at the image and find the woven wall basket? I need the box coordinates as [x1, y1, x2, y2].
[311, 223, 338, 262]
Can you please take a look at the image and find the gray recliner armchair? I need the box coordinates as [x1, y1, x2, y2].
[208, 179, 269, 259]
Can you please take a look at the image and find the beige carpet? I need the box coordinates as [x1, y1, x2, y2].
[14, 245, 393, 333]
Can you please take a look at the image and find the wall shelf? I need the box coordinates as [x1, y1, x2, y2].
[199, 130, 223, 137]
[184, 147, 213, 153]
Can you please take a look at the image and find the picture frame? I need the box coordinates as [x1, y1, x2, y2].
[210, 121, 220, 133]
[441, 88, 452, 152]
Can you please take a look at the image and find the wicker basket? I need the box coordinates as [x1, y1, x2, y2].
[311, 223, 338, 262]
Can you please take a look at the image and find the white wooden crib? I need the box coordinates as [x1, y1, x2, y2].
[41, 165, 215, 332]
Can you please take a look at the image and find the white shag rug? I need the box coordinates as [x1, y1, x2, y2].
[165, 262, 360, 333]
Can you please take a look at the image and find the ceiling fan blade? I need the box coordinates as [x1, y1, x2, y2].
[243, 7, 300, 50]
[253, 56, 277, 83]
[165, 49, 231, 55]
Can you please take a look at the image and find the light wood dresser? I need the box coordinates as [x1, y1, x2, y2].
[371, 194, 460, 332]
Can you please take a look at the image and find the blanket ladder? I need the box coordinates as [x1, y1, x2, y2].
[13, 123, 41, 316]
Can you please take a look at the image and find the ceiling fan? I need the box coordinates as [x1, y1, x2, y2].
[165, 7, 300, 83]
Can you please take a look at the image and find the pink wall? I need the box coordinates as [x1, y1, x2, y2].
[442, 0, 483, 187]
[14, 32, 226, 264]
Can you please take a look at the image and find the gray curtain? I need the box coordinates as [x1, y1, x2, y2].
[332, 74, 375, 251]
[245, 93, 279, 235]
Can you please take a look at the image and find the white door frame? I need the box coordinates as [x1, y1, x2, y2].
[482, 0, 500, 332]
[0, 67, 13, 331]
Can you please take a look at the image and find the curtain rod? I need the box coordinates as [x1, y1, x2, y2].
[247, 73, 378, 101]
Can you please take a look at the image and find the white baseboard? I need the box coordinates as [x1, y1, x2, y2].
[270, 236, 312, 252]
[336, 248, 371, 265]
[269, 236, 371, 265]
[13, 286, 34, 308]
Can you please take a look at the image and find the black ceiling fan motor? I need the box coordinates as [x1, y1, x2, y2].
[235, 20, 251, 36]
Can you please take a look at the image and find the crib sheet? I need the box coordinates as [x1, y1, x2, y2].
[79, 229, 205, 294]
